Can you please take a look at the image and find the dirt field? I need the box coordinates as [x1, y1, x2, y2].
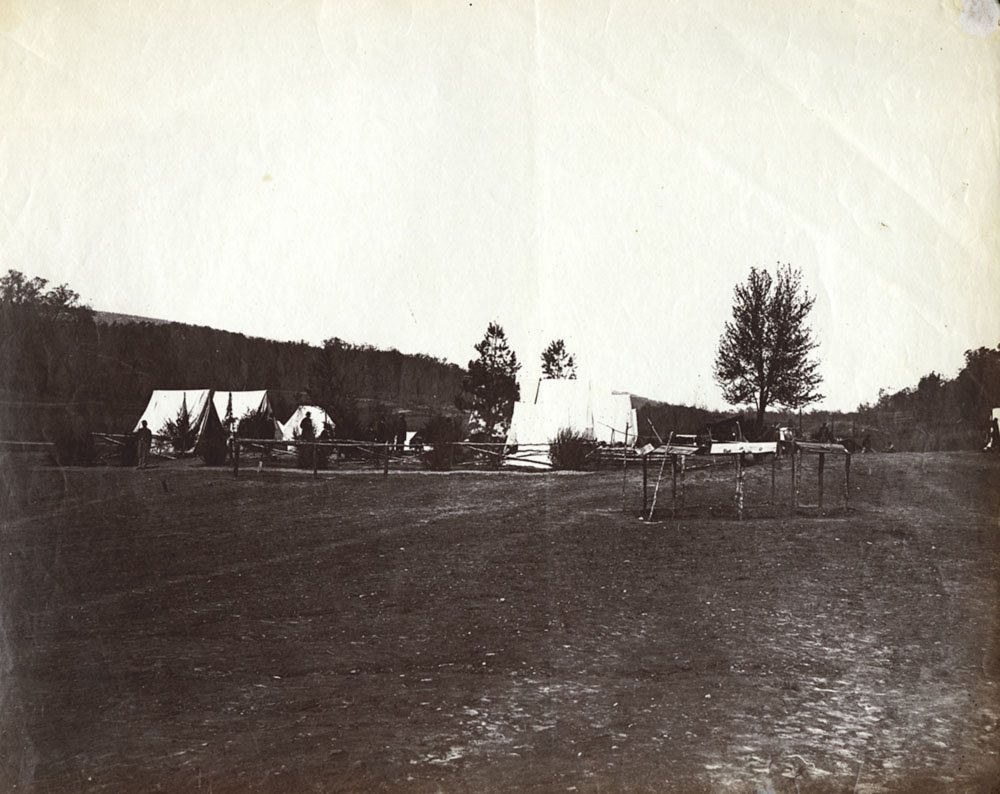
[1, 452, 998, 793]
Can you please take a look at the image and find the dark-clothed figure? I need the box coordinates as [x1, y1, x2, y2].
[136, 420, 152, 468]
[816, 422, 832, 443]
[300, 411, 315, 441]
[395, 413, 408, 451]
[985, 417, 1000, 452]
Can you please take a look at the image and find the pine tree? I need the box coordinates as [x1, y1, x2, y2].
[541, 339, 577, 379]
[456, 322, 521, 438]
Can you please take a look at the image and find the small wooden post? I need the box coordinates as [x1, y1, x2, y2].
[383, 442, 390, 476]
[671, 454, 678, 519]
[735, 455, 744, 520]
[680, 454, 686, 507]
[232, 437, 239, 478]
[844, 453, 851, 511]
[818, 452, 825, 510]
[620, 424, 629, 513]
[791, 444, 798, 510]
[642, 452, 648, 516]
[770, 450, 776, 504]
[312, 441, 318, 479]
[448, 442, 455, 470]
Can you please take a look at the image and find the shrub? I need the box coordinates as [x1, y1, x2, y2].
[46, 414, 96, 466]
[199, 433, 228, 466]
[295, 423, 334, 469]
[549, 427, 596, 471]
[420, 414, 464, 470]
[236, 408, 274, 441]
[161, 403, 195, 454]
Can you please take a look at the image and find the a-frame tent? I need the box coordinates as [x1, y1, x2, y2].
[133, 389, 225, 456]
[505, 379, 639, 468]
[212, 390, 277, 436]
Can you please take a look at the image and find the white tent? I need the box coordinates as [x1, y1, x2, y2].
[133, 389, 222, 455]
[505, 380, 639, 467]
[212, 390, 276, 436]
[278, 405, 335, 441]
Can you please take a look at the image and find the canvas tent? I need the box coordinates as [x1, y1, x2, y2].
[212, 390, 277, 437]
[133, 389, 224, 456]
[505, 380, 639, 467]
[278, 405, 335, 441]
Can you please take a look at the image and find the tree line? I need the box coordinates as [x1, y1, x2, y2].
[0, 270, 465, 441]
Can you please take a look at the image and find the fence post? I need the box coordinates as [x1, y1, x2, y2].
[770, 450, 776, 504]
[671, 454, 678, 519]
[448, 442, 455, 471]
[620, 430, 629, 514]
[818, 452, 825, 510]
[680, 454, 686, 508]
[313, 441, 318, 479]
[736, 454, 744, 521]
[642, 453, 648, 516]
[791, 444, 798, 511]
[845, 453, 851, 511]
[233, 437, 239, 478]
[383, 442, 390, 476]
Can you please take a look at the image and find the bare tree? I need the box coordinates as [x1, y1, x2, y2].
[714, 264, 823, 433]
[541, 339, 577, 379]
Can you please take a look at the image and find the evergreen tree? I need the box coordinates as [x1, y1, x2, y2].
[456, 322, 521, 438]
[541, 339, 577, 379]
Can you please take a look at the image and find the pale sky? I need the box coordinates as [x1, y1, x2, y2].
[2, 0, 998, 411]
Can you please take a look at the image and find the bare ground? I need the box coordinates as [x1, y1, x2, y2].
[1, 452, 998, 793]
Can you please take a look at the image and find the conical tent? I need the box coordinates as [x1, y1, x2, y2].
[133, 389, 224, 456]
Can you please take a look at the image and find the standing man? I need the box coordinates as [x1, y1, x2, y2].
[136, 420, 152, 468]
[299, 411, 315, 441]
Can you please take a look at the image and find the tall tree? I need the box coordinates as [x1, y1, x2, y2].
[456, 322, 521, 438]
[714, 264, 823, 433]
[541, 339, 577, 379]
[0, 269, 93, 321]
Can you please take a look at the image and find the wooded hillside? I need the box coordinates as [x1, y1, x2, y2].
[0, 305, 466, 441]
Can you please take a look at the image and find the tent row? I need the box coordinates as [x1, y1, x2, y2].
[133, 389, 333, 452]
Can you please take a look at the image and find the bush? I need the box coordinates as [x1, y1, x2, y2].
[549, 428, 596, 471]
[420, 414, 465, 470]
[161, 404, 195, 454]
[295, 423, 334, 469]
[46, 413, 96, 466]
[236, 408, 274, 441]
[199, 433, 228, 466]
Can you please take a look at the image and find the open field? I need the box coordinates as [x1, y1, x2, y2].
[1, 453, 998, 793]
